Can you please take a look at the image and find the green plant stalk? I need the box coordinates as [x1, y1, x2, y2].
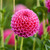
[41, 13, 45, 40]
[0, 0, 4, 49]
[13, 0, 15, 13]
[33, 0, 40, 50]
[33, 34, 37, 50]
[13, 0, 17, 50]
[33, 39, 35, 50]
[37, 0, 40, 7]
[15, 35, 17, 50]
[43, 0, 45, 7]
[41, 0, 47, 49]
[20, 37, 24, 50]
[43, 13, 45, 35]
[42, 13, 47, 50]
[41, 0, 46, 40]
[43, 0, 47, 25]
[1, 28, 4, 48]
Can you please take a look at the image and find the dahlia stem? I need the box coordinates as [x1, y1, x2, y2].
[43, 13, 45, 34]
[33, 34, 37, 50]
[33, 0, 40, 50]
[0, 0, 4, 49]
[13, 0, 17, 50]
[13, 0, 15, 13]
[41, 13, 46, 50]
[37, 0, 40, 7]
[15, 35, 17, 50]
[20, 37, 24, 50]
[1, 28, 4, 48]
[41, 1, 46, 49]
[0, 0, 2, 19]
[41, 0, 46, 40]
[43, 0, 45, 7]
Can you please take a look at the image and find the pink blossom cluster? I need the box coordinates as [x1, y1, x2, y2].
[46, 0, 50, 12]
[38, 20, 50, 37]
[11, 9, 39, 38]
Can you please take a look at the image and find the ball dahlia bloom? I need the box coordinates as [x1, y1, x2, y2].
[11, 9, 39, 38]
[46, 0, 50, 12]
[15, 4, 27, 12]
[4, 29, 15, 46]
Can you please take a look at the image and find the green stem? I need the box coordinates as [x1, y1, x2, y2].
[33, 0, 40, 50]
[41, 13, 45, 40]
[43, 0, 45, 7]
[20, 37, 24, 50]
[1, 27, 4, 48]
[13, 0, 18, 50]
[33, 34, 37, 50]
[43, 14, 45, 34]
[15, 35, 17, 50]
[0, 0, 4, 49]
[37, 0, 40, 7]
[41, 13, 46, 50]
[13, 0, 15, 13]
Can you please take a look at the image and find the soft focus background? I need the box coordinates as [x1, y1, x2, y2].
[0, 0, 50, 50]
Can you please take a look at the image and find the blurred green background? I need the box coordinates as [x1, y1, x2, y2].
[0, 0, 50, 50]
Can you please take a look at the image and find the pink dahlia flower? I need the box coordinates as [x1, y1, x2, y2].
[38, 20, 50, 37]
[47, 26, 50, 34]
[15, 4, 27, 12]
[11, 9, 39, 38]
[4, 29, 15, 46]
[38, 23, 43, 37]
[46, 0, 50, 12]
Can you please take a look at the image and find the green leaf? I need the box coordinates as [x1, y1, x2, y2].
[36, 38, 41, 47]
[35, 6, 48, 13]
[0, 8, 6, 13]
[45, 44, 50, 50]
[5, 33, 12, 44]
[3, 12, 9, 27]
[48, 40, 50, 43]
[47, 13, 50, 24]
[32, 6, 48, 22]
[45, 45, 48, 50]
[36, 6, 48, 19]
[44, 32, 49, 39]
